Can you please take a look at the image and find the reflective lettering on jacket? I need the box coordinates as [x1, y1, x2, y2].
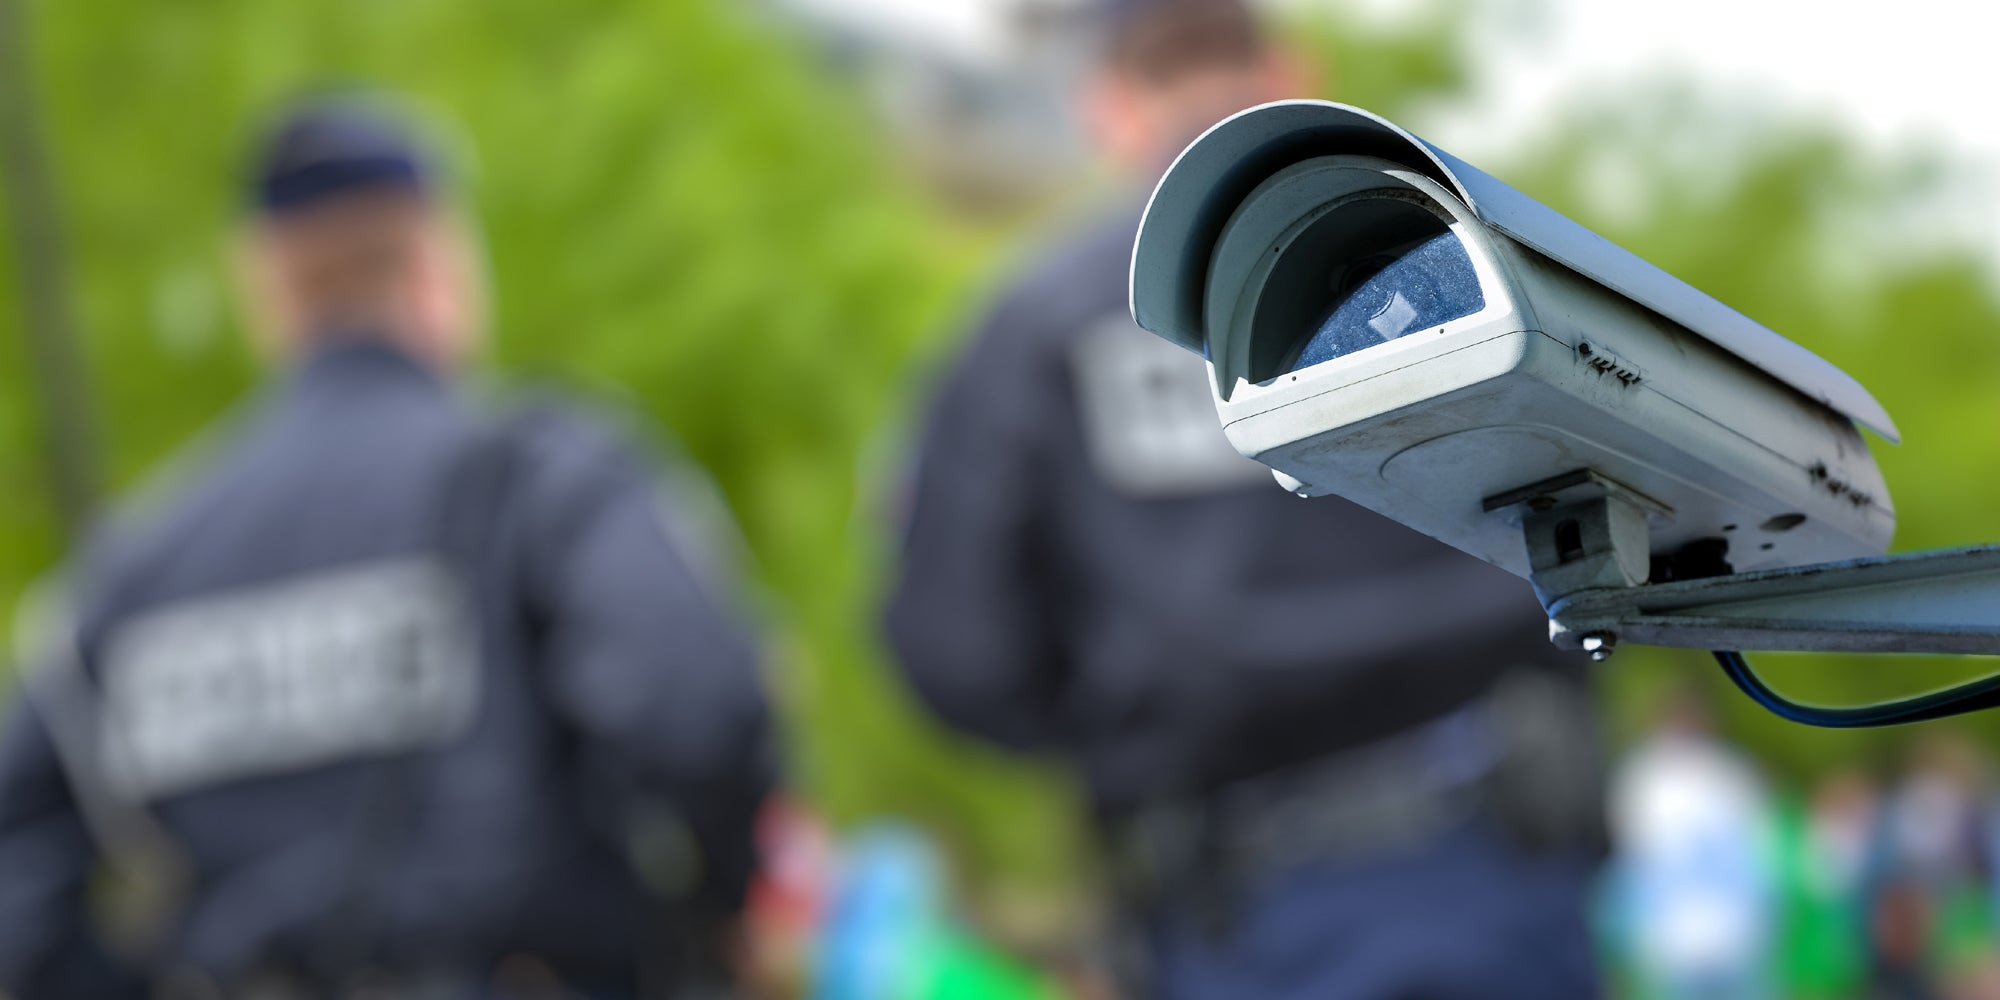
[1068, 314, 1271, 498]
[97, 558, 479, 801]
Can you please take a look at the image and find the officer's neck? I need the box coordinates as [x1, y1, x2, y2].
[287, 321, 455, 376]
[290, 327, 448, 381]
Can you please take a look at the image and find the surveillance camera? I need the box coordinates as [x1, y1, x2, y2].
[1130, 101, 1896, 595]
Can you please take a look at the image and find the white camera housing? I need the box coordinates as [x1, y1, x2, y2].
[1130, 101, 1897, 583]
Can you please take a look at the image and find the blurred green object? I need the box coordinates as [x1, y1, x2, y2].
[816, 827, 1060, 1000]
[1772, 797, 1867, 998]
[923, 927, 1061, 1000]
[1932, 883, 1997, 977]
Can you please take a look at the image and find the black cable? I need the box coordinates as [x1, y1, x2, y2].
[1713, 649, 2000, 728]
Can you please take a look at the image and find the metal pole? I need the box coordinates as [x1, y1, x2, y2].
[0, 0, 102, 539]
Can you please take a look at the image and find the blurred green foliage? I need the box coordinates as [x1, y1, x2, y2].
[5, 0, 2000, 905]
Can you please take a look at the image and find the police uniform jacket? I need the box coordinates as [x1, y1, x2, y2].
[0, 340, 771, 996]
[885, 208, 1580, 814]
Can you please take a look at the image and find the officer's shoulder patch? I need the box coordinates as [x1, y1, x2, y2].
[97, 557, 480, 801]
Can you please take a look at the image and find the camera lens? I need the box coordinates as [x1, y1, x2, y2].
[1290, 230, 1483, 371]
[1248, 194, 1484, 382]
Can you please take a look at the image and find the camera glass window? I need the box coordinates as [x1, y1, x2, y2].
[1249, 193, 1485, 382]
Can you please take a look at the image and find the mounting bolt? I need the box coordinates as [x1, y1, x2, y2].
[1582, 633, 1617, 662]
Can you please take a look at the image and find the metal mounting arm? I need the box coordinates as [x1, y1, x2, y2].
[1485, 470, 2000, 664]
[1544, 544, 2000, 658]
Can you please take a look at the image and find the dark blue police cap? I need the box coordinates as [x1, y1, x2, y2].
[250, 96, 434, 215]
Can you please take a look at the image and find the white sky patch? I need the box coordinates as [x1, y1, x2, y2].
[805, 0, 2000, 166]
[1426, 0, 2000, 163]
[778, 0, 1023, 65]
[799, 0, 2000, 263]
[1415, 0, 2000, 272]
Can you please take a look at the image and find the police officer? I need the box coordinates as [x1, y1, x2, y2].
[0, 96, 772, 998]
[884, 3, 1602, 997]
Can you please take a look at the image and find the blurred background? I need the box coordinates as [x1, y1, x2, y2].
[6, 0, 2000, 996]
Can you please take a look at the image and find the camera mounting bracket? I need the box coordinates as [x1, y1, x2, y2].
[1485, 469, 1668, 607]
[1486, 471, 2000, 662]
[1543, 544, 2000, 660]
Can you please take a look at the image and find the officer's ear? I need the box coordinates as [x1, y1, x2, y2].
[231, 222, 298, 366]
[1079, 69, 1144, 175]
[409, 207, 489, 371]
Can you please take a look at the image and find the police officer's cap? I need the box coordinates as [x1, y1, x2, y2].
[250, 95, 437, 215]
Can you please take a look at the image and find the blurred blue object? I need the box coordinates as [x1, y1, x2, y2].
[815, 824, 944, 1000]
